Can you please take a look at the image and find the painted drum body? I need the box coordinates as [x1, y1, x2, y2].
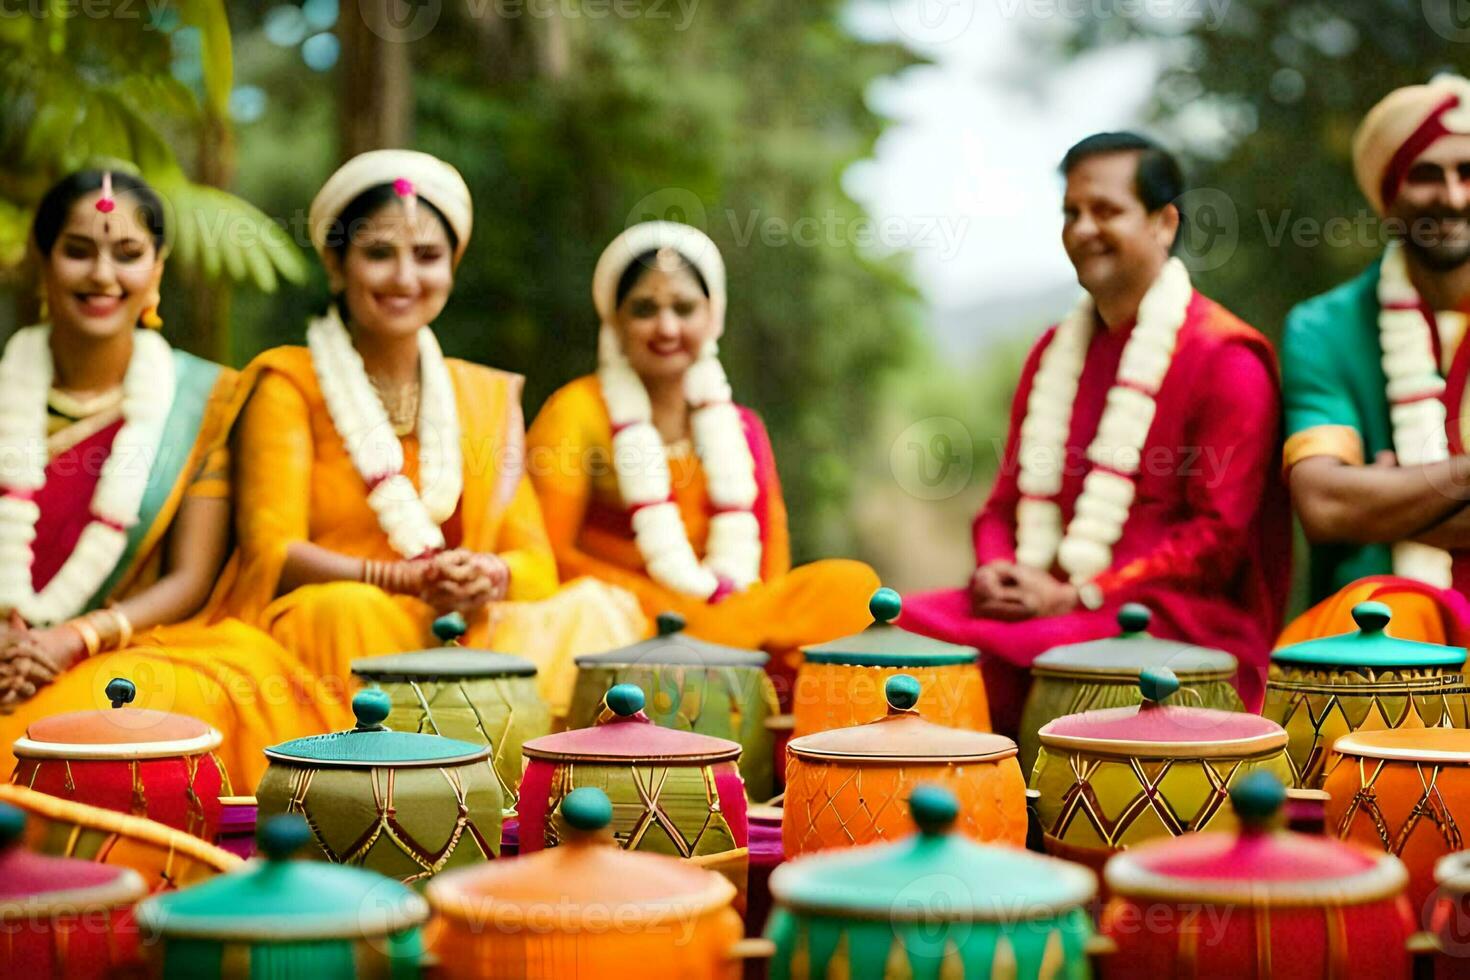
[1032, 669, 1292, 872]
[1265, 602, 1470, 788]
[351, 647, 550, 806]
[767, 785, 1097, 979]
[136, 815, 428, 980]
[517, 685, 748, 865]
[0, 800, 148, 979]
[1019, 604, 1242, 778]
[428, 788, 744, 980]
[1102, 773, 1414, 980]
[567, 612, 780, 801]
[10, 677, 227, 840]
[1324, 727, 1470, 920]
[794, 589, 988, 737]
[255, 691, 502, 884]
[1430, 851, 1470, 976]
[783, 675, 1026, 857]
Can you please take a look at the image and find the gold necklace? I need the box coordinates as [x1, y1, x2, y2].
[369, 375, 422, 437]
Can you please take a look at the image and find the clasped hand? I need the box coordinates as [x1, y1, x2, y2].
[0, 612, 75, 707]
[969, 560, 1078, 621]
[411, 549, 511, 616]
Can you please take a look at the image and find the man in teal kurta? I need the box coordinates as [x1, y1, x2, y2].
[1280, 74, 1470, 644]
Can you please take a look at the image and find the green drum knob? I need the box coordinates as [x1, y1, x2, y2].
[656, 612, 686, 637]
[432, 611, 469, 645]
[0, 803, 24, 850]
[909, 785, 959, 837]
[352, 689, 393, 731]
[258, 814, 312, 860]
[885, 674, 922, 713]
[1117, 603, 1151, 635]
[562, 788, 614, 832]
[869, 587, 903, 625]
[1351, 601, 1392, 635]
[1230, 771, 1286, 832]
[605, 683, 646, 717]
[1138, 666, 1180, 705]
[105, 677, 136, 709]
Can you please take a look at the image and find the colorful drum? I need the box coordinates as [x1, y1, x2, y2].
[518, 684, 748, 862]
[137, 815, 429, 979]
[428, 788, 748, 980]
[767, 784, 1096, 979]
[351, 614, 551, 806]
[1102, 772, 1415, 979]
[0, 783, 240, 895]
[1032, 668, 1292, 872]
[794, 588, 989, 737]
[1324, 727, 1470, 921]
[1019, 604, 1242, 778]
[10, 677, 227, 840]
[0, 801, 147, 978]
[568, 611, 780, 801]
[1265, 601, 1470, 788]
[256, 689, 502, 884]
[1431, 851, 1470, 975]
[783, 674, 1026, 857]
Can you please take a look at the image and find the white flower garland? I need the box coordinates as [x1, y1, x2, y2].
[1377, 241, 1455, 587]
[306, 306, 462, 559]
[1014, 257, 1193, 585]
[0, 326, 175, 625]
[598, 325, 761, 600]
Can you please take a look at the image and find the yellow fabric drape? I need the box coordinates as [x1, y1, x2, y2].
[217, 348, 646, 717]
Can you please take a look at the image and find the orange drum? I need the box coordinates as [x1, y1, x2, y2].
[1325, 728, 1470, 923]
[793, 589, 988, 737]
[783, 675, 1025, 857]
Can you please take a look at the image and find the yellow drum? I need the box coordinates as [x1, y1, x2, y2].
[1265, 601, 1470, 788]
[783, 675, 1026, 857]
[1032, 668, 1292, 873]
[793, 588, 988, 737]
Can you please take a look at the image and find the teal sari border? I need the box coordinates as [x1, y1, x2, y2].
[84, 349, 223, 612]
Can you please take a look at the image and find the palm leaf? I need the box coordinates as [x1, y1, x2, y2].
[173, 0, 233, 119]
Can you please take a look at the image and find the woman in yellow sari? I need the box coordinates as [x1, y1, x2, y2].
[221, 151, 645, 716]
[0, 169, 341, 788]
[526, 221, 880, 701]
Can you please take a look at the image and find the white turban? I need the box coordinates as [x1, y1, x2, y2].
[308, 149, 473, 264]
[591, 221, 726, 324]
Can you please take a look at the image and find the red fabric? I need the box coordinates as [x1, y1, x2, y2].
[1381, 93, 1461, 211]
[513, 758, 556, 854]
[713, 762, 749, 847]
[902, 293, 1290, 717]
[29, 418, 124, 591]
[13, 754, 224, 841]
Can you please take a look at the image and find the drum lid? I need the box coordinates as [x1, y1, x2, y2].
[351, 649, 538, 680]
[575, 612, 768, 668]
[522, 684, 741, 764]
[14, 678, 221, 760]
[0, 802, 146, 916]
[788, 675, 1014, 763]
[265, 691, 490, 769]
[1032, 605, 1238, 680]
[1272, 601, 1466, 669]
[802, 589, 978, 667]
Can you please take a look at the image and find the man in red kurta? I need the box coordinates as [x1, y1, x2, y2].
[901, 133, 1290, 735]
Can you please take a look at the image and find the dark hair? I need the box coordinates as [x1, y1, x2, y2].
[1060, 132, 1186, 248]
[324, 183, 459, 261]
[32, 169, 167, 256]
[613, 248, 710, 307]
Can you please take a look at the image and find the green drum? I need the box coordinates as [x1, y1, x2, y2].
[1018, 604, 1243, 778]
[352, 615, 550, 806]
[567, 612, 779, 800]
[256, 690, 502, 885]
[1265, 601, 1470, 788]
[766, 784, 1096, 979]
[136, 814, 428, 979]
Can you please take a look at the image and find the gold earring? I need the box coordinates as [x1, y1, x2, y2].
[142, 303, 163, 330]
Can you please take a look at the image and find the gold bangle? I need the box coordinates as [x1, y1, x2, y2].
[103, 605, 134, 649]
[67, 619, 103, 659]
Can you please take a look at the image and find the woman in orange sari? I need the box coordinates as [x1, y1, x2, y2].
[526, 221, 879, 699]
[0, 169, 341, 788]
[221, 151, 645, 717]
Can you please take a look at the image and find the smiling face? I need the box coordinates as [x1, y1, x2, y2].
[613, 259, 716, 384]
[1061, 151, 1176, 301]
[324, 200, 454, 340]
[41, 190, 163, 342]
[1390, 133, 1470, 271]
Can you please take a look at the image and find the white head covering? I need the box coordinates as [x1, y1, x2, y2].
[308, 149, 473, 264]
[591, 221, 726, 328]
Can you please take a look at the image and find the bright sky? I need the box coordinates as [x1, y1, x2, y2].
[842, 0, 1171, 313]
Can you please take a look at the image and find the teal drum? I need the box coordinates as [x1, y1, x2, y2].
[136, 815, 429, 979]
[351, 614, 551, 806]
[255, 691, 502, 884]
[1017, 605, 1242, 778]
[567, 612, 780, 800]
[767, 784, 1097, 979]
